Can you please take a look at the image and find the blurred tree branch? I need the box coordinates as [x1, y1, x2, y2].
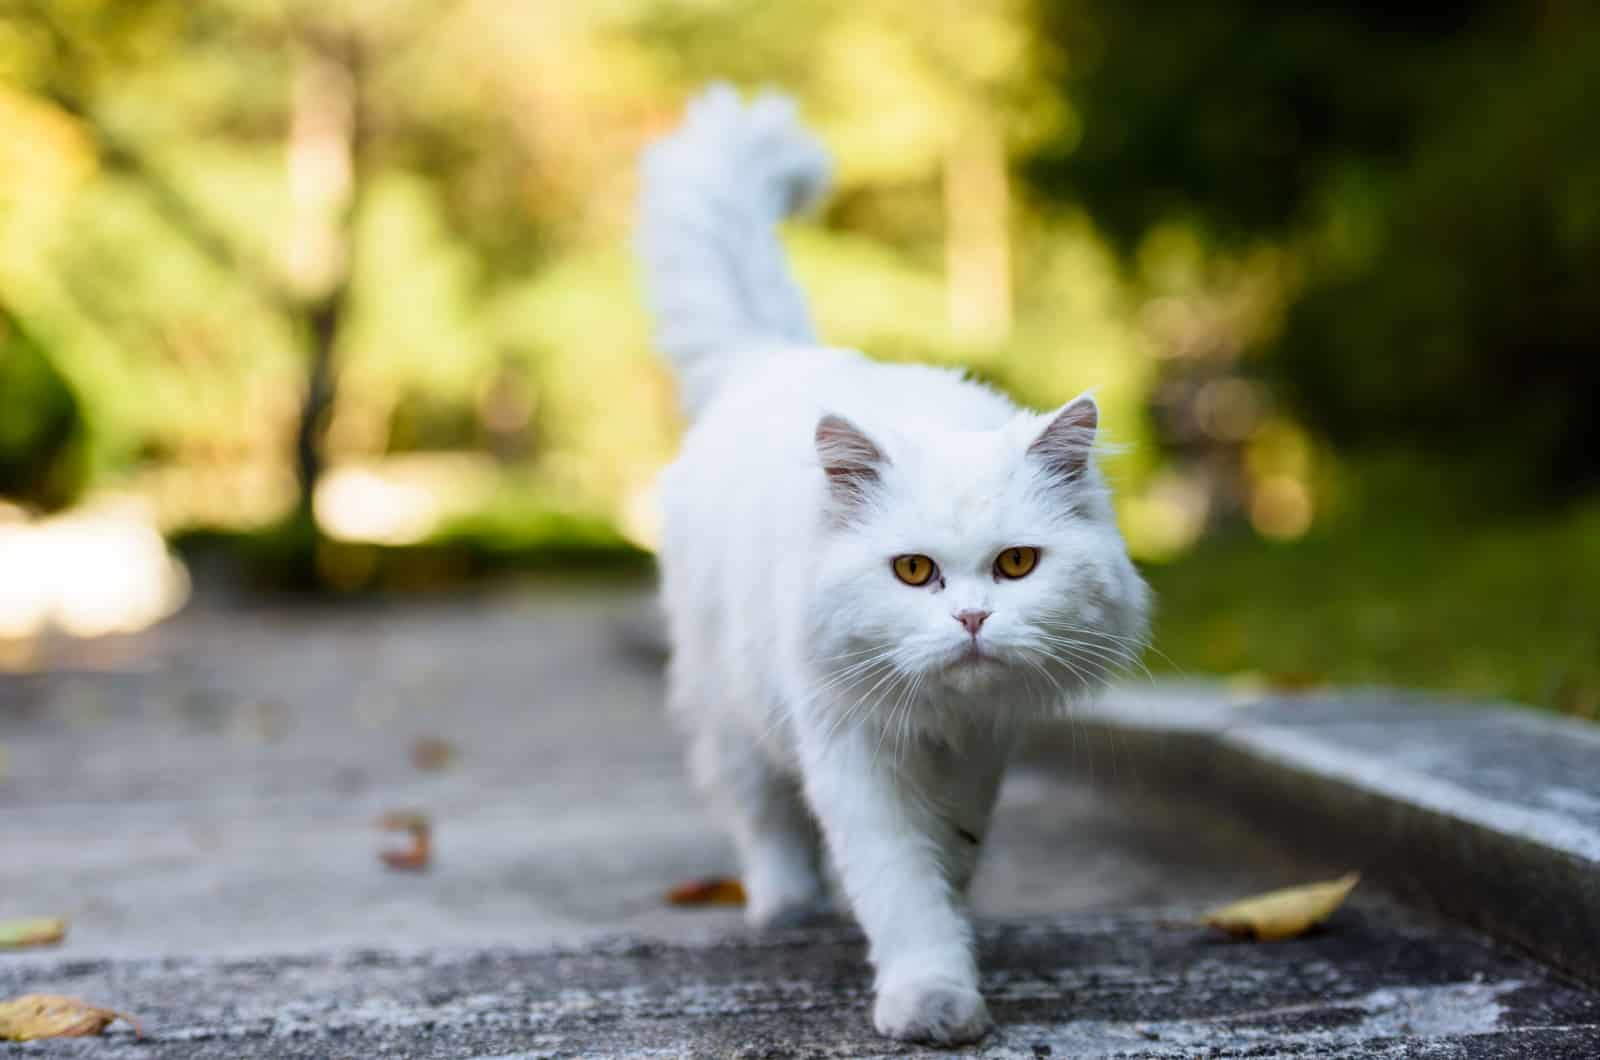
[287, 27, 368, 515]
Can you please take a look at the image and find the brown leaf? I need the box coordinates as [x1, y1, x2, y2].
[0, 995, 140, 1041]
[665, 876, 746, 907]
[377, 810, 432, 871]
[409, 737, 457, 771]
[381, 845, 431, 871]
[0, 917, 67, 949]
[1201, 873, 1360, 941]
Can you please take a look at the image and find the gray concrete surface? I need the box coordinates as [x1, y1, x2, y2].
[4, 586, 1600, 1056]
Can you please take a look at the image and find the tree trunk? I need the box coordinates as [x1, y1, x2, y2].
[286, 30, 364, 519]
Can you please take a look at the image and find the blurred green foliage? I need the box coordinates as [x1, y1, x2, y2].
[0, 0, 1149, 532]
[1029, 1, 1600, 497]
[0, 303, 87, 509]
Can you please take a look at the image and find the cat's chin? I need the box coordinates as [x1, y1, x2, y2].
[932, 646, 1007, 692]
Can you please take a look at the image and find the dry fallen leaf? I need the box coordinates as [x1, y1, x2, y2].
[409, 737, 457, 771]
[1201, 873, 1360, 941]
[666, 876, 746, 907]
[0, 995, 140, 1041]
[0, 917, 67, 949]
[378, 810, 432, 871]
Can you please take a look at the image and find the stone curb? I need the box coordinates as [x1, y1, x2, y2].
[1035, 685, 1600, 987]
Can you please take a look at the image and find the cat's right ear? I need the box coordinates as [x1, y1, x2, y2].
[815, 414, 888, 514]
[1028, 394, 1099, 486]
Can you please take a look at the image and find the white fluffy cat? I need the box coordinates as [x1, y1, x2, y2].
[636, 85, 1150, 1044]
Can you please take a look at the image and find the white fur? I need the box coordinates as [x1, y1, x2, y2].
[637, 85, 1150, 1045]
[637, 83, 830, 418]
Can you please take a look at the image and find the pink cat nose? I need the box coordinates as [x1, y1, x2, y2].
[954, 609, 991, 636]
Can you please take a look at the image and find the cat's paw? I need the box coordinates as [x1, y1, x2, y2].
[873, 977, 991, 1044]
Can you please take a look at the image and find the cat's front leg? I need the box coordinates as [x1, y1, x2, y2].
[798, 724, 997, 1044]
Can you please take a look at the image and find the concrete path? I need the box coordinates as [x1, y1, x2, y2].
[2, 585, 1598, 1056]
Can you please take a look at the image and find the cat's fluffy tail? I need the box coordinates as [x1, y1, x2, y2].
[637, 83, 831, 418]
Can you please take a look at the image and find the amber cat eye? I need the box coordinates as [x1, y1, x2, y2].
[892, 554, 937, 586]
[994, 546, 1039, 579]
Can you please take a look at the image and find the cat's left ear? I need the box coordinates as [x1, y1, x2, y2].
[815, 413, 888, 513]
[1028, 395, 1098, 484]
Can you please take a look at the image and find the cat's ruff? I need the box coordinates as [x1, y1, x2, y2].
[637, 83, 1150, 1045]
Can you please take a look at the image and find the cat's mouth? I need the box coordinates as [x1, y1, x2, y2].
[945, 642, 998, 670]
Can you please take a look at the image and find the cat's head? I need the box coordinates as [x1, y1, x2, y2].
[805, 394, 1150, 722]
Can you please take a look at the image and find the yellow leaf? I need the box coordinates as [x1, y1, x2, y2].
[0, 995, 140, 1041]
[1201, 873, 1360, 941]
[0, 917, 67, 949]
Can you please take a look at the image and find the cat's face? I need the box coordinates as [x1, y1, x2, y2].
[807, 398, 1150, 719]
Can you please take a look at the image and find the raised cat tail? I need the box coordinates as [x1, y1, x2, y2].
[636, 83, 831, 419]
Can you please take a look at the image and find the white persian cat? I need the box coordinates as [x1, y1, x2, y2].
[636, 85, 1150, 1044]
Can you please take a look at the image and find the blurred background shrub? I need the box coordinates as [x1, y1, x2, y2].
[0, 0, 1594, 711]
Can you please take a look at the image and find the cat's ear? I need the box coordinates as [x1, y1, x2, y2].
[815, 414, 888, 512]
[1028, 395, 1098, 484]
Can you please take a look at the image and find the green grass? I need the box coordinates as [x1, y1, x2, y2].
[1144, 500, 1600, 715]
